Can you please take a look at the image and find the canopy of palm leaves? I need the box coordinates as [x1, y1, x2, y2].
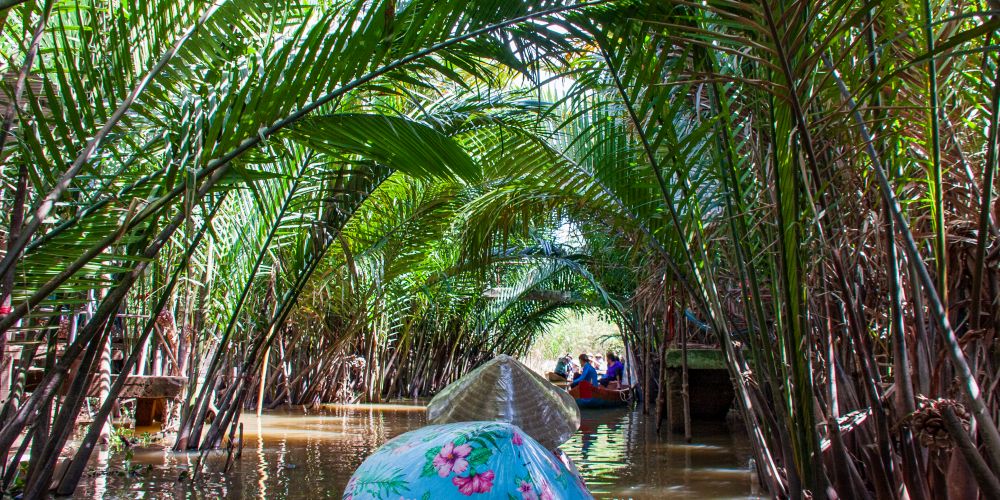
[0, 0, 998, 498]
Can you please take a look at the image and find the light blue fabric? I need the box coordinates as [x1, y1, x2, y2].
[344, 421, 592, 499]
[554, 357, 570, 377]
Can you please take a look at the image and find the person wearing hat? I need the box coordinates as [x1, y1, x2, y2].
[593, 354, 606, 374]
[553, 355, 571, 380]
[570, 353, 598, 388]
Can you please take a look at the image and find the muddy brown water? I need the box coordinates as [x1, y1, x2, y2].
[73, 403, 756, 499]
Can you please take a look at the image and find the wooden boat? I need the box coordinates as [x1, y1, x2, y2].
[568, 381, 633, 409]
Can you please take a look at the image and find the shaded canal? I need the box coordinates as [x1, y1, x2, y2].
[75, 404, 756, 498]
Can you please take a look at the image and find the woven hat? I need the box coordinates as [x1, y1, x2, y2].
[426, 354, 580, 449]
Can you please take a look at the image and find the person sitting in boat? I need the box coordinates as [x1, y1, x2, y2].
[553, 354, 572, 380]
[566, 356, 579, 377]
[593, 353, 606, 373]
[570, 353, 598, 388]
[600, 352, 624, 387]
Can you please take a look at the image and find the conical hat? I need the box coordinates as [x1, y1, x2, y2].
[426, 354, 580, 449]
[346, 421, 593, 499]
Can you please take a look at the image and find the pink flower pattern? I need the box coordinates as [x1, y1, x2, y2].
[452, 470, 495, 495]
[433, 442, 472, 477]
[347, 424, 592, 499]
[539, 480, 554, 500]
[518, 480, 539, 500]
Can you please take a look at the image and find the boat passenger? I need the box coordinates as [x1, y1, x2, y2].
[566, 356, 579, 377]
[553, 354, 572, 380]
[570, 353, 598, 388]
[593, 354, 606, 373]
[600, 352, 624, 387]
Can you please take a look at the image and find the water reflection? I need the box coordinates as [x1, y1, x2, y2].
[561, 408, 754, 498]
[74, 404, 753, 499]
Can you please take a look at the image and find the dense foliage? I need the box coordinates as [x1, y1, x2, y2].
[0, 0, 998, 498]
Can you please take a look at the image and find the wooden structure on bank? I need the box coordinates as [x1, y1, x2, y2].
[106, 375, 187, 426]
[661, 348, 734, 431]
[13, 362, 186, 427]
[0, 310, 187, 428]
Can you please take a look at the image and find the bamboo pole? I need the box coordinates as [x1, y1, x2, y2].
[681, 307, 691, 443]
[97, 308, 112, 445]
[256, 346, 270, 417]
[642, 320, 652, 415]
[655, 308, 669, 432]
[825, 54, 1000, 475]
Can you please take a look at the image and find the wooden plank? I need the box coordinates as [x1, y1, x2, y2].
[108, 375, 186, 399]
[24, 373, 187, 399]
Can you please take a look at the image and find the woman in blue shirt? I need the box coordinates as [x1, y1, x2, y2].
[570, 353, 598, 388]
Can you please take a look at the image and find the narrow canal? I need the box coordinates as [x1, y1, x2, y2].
[75, 404, 755, 498]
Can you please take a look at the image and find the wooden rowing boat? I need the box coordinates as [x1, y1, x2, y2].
[568, 381, 633, 409]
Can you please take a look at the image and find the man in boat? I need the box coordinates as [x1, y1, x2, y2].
[599, 352, 624, 388]
[570, 353, 598, 388]
[552, 354, 572, 380]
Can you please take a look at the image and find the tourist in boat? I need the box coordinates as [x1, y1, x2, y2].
[566, 356, 580, 377]
[553, 354, 572, 380]
[599, 352, 624, 387]
[593, 353, 606, 374]
[570, 353, 598, 388]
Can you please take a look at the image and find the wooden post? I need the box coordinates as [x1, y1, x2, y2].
[153, 339, 163, 376]
[0, 345, 19, 407]
[126, 376, 185, 427]
[681, 302, 691, 442]
[642, 321, 652, 415]
[136, 331, 149, 376]
[278, 338, 292, 405]
[97, 321, 112, 443]
[655, 303, 670, 432]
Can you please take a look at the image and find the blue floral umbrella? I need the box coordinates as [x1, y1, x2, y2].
[344, 421, 592, 499]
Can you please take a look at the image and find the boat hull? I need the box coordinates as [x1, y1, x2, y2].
[574, 396, 629, 409]
[569, 382, 632, 409]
